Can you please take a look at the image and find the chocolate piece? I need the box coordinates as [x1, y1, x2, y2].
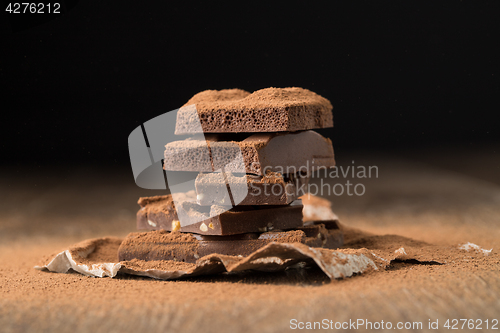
[137, 194, 304, 235]
[195, 172, 309, 206]
[304, 219, 341, 230]
[174, 87, 333, 134]
[160, 136, 212, 172]
[118, 225, 343, 263]
[164, 130, 335, 175]
[300, 193, 340, 222]
[301, 221, 344, 248]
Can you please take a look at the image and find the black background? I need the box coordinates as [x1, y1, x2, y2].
[1, 1, 499, 167]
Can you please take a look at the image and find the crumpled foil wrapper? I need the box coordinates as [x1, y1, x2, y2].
[36, 195, 478, 280]
[35, 237, 386, 280]
[34, 231, 467, 280]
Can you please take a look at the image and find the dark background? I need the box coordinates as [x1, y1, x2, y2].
[1, 1, 499, 168]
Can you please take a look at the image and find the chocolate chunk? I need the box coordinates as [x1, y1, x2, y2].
[195, 172, 309, 206]
[164, 130, 335, 175]
[160, 136, 213, 172]
[174, 87, 333, 134]
[137, 194, 304, 235]
[118, 225, 343, 263]
[300, 193, 340, 222]
[300, 222, 344, 248]
[304, 219, 341, 230]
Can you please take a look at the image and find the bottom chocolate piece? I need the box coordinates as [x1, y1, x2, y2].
[118, 222, 343, 263]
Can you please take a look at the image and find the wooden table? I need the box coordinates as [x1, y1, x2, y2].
[1, 149, 499, 332]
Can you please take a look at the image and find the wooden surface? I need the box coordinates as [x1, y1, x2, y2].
[1, 149, 499, 332]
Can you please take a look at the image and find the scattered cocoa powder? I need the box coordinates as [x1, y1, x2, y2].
[183, 87, 332, 115]
[122, 258, 196, 272]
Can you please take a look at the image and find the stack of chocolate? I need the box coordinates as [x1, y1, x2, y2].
[119, 87, 343, 263]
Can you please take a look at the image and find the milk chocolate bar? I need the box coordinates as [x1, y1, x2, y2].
[174, 87, 333, 134]
[164, 130, 335, 175]
[118, 223, 343, 263]
[195, 172, 309, 206]
[137, 195, 304, 235]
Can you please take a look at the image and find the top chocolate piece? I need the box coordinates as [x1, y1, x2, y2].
[175, 87, 333, 134]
